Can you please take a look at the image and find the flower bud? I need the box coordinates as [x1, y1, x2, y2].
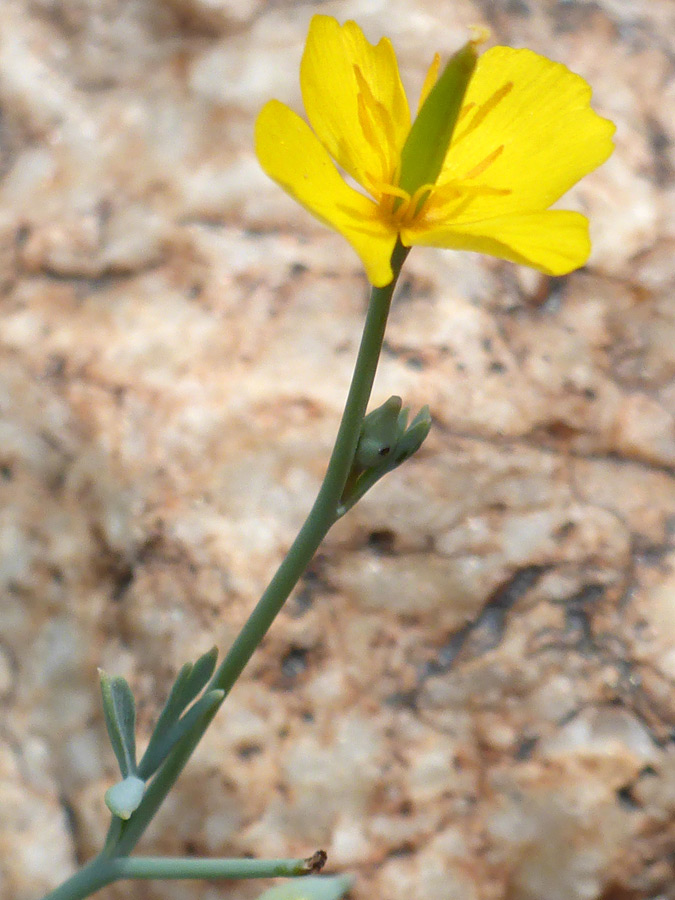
[393, 405, 432, 462]
[355, 396, 403, 468]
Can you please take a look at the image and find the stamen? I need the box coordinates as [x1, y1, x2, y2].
[361, 170, 381, 196]
[463, 144, 504, 180]
[470, 82, 513, 131]
[418, 53, 441, 112]
[444, 195, 473, 220]
[421, 182, 511, 226]
[354, 65, 398, 182]
[357, 91, 379, 148]
[426, 182, 463, 205]
[406, 182, 435, 221]
[410, 182, 434, 207]
[373, 181, 423, 227]
[378, 183, 410, 202]
[373, 100, 398, 164]
[458, 102, 476, 122]
[452, 82, 514, 144]
[454, 183, 511, 198]
[375, 182, 410, 221]
[356, 93, 391, 192]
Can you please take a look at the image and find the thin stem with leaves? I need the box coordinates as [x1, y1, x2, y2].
[41, 242, 409, 900]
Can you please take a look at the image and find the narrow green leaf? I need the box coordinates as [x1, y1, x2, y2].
[148, 661, 193, 743]
[105, 775, 146, 820]
[139, 647, 218, 778]
[183, 646, 218, 702]
[138, 689, 224, 779]
[255, 875, 353, 900]
[99, 671, 137, 778]
[398, 40, 479, 196]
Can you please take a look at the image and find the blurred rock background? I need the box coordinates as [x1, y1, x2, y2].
[1, 1, 674, 898]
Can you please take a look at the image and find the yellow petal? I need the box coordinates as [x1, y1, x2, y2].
[402, 210, 591, 275]
[300, 15, 410, 195]
[255, 100, 398, 286]
[435, 46, 615, 220]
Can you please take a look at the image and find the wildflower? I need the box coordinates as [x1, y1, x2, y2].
[255, 15, 615, 287]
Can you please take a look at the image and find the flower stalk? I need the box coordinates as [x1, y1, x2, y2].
[42, 242, 409, 900]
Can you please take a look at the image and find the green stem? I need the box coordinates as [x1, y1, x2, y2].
[113, 245, 408, 858]
[42, 854, 321, 899]
[112, 856, 320, 880]
[40, 858, 117, 900]
[43, 244, 408, 899]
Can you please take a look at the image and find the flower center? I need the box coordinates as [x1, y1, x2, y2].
[376, 182, 434, 229]
[354, 68, 516, 232]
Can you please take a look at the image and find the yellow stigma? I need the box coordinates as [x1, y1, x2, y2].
[468, 24, 491, 48]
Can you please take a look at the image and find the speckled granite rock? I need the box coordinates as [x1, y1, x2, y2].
[2, 1, 675, 899]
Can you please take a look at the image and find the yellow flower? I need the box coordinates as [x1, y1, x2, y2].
[255, 15, 615, 287]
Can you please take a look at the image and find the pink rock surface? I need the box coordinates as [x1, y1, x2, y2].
[1, 2, 675, 899]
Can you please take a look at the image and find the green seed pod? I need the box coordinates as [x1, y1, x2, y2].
[398, 39, 480, 197]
